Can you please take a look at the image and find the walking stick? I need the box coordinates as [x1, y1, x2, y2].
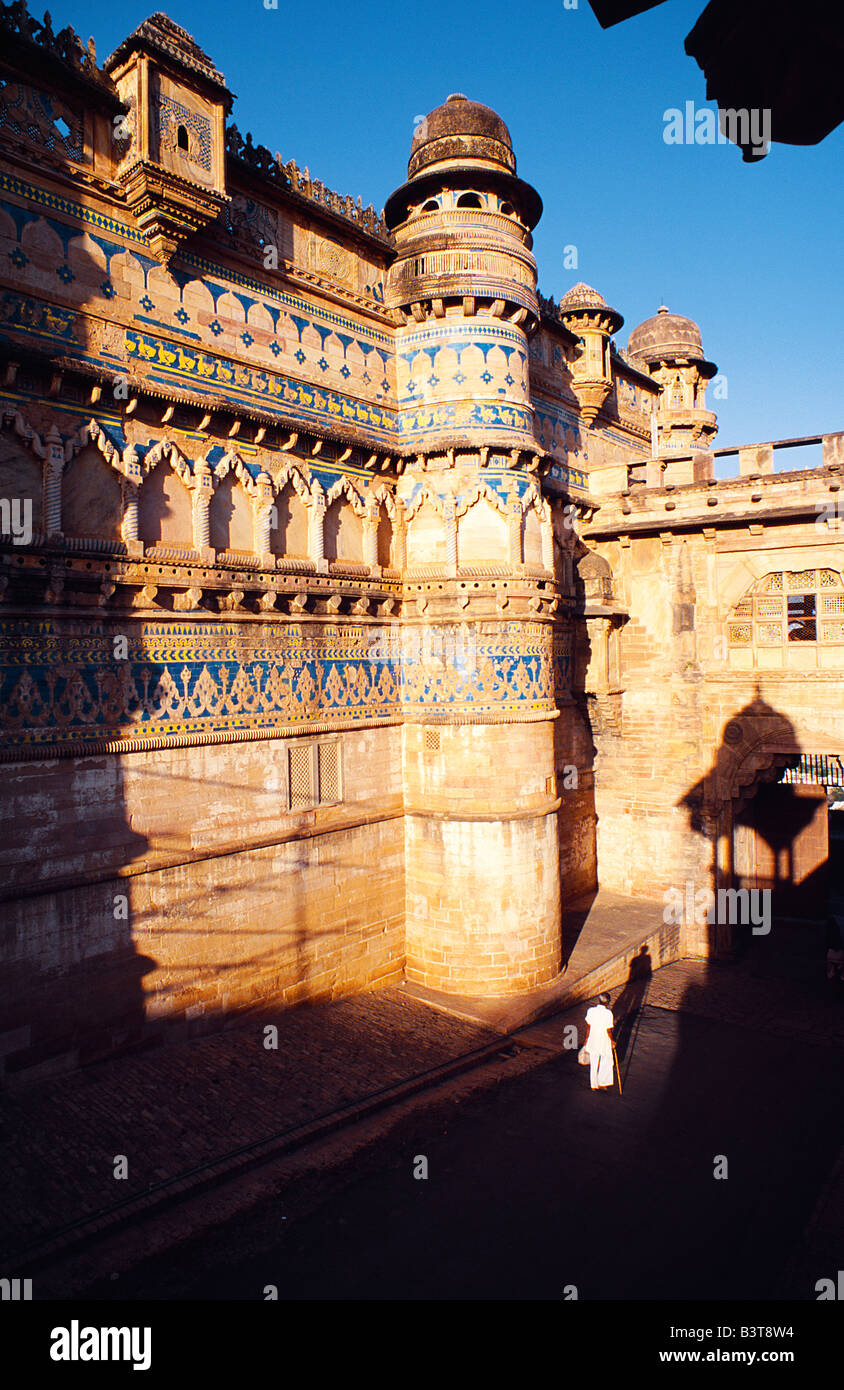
[612, 1040, 623, 1095]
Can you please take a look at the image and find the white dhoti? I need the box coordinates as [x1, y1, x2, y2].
[585, 1002, 615, 1091]
[589, 1048, 613, 1090]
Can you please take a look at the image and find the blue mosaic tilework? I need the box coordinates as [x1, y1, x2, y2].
[397, 399, 534, 442]
[400, 621, 554, 719]
[0, 288, 79, 344]
[0, 175, 393, 356]
[0, 172, 148, 244]
[0, 618, 559, 751]
[156, 96, 212, 172]
[0, 620, 400, 748]
[128, 329, 398, 443]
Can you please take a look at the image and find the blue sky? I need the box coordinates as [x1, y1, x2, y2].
[57, 0, 843, 457]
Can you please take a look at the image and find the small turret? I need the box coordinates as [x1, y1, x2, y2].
[105, 12, 232, 262]
[627, 305, 718, 452]
[558, 282, 624, 427]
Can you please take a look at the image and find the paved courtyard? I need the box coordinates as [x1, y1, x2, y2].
[26, 918, 842, 1302]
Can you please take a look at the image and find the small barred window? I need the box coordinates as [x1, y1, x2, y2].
[287, 740, 342, 810]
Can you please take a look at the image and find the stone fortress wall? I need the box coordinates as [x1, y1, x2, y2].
[0, 3, 841, 1080]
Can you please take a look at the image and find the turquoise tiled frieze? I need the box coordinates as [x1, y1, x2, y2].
[397, 400, 534, 443]
[399, 621, 556, 721]
[0, 618, 561, 751]
[127, 329, 399, 442]
[0, 620, 401, 749]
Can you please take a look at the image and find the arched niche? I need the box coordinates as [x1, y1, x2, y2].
[324, 495, 363, 564]
[406, 502, 445, 566]
[0, 435, 42, 533]
[457, 497, 507, 566]
[210, 472, 253, 553]
[62, 444, 122, 541]
[138, 459, 193, 547]
[377, 501, 394, 569]
[521, 506, 543, 567]
[271, 479, 309, 559]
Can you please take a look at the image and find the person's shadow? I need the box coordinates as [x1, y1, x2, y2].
[612, 944, 653, 1078]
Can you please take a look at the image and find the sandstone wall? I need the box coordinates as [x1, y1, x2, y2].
[0, 726, 404, 1080]
[403, 719, 562, 994]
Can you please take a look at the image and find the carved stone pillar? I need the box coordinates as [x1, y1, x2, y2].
[363, 502, 380, 571]
[122, 446, 143, 556]
[540, 506, 554, 574]
[192, 460, 214, 563]
[43, 456, 63, 538]
[393, 503, 407, 571]
[310, 493, 327, 573]
[508, 499, 522, 568]
[443, 495, 457, 574]
[122, 480, 139, 543]
[254, 471, 275, 567]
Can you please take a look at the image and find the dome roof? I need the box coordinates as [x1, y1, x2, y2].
[384, 94, 542, 231]
[408, 94, 515, 178]
[558, 282, 623, 333]
[559, 282, 607, 312]
[577, 550, 612, 578]
[628, 305, 710, 366]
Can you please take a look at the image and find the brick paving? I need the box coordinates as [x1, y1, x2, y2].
[76, 946, 844, 1301]
[637, 920, 844, 1049]
[3, 916, 841, 1282]
[0, 989, 498, 1260]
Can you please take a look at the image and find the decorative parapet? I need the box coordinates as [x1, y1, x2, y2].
[225, 124, 390, 242]
[0, 0, 100, 79]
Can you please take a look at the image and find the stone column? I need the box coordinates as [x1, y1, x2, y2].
[254, 471, 275, 567]
[43, 456, 63, 538]
[310, 493, 327, 573]
[443, 496, 457, 574]
[508, 499, 522, 567]
[121, 446, 143, 556]
[393, 502, 407, 571]
[122, 480, 139, 544]
[363, 501, 380, 571]
[540, 506, 554, 574]
[192, 460, 214, 563]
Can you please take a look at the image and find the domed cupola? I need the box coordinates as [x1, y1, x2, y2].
[627, 305, 718, 452]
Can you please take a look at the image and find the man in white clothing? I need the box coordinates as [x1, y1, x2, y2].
[584, 992, 615, 1091]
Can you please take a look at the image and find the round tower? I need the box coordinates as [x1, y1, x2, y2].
[627, 305, 718, 452]
[384, 94, 542, 451]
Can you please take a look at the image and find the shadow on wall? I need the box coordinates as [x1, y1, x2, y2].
[0, 754, 153, 1081]
[629, 692, 844, 1298]
[680, 687, 831, 956]
[0, 741, 392, 1082]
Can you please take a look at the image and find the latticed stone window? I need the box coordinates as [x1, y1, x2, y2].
[727, 569, 844, 647]
[287, 740, 342, 810]
[317, 741, 340, 803]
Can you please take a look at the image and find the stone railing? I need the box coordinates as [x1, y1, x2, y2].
[225, 124, 389, 241]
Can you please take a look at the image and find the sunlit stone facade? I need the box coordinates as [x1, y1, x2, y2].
[0, 6, 841, 1079]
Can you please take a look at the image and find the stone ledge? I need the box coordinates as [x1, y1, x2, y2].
[402, 890, 684, 1033]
